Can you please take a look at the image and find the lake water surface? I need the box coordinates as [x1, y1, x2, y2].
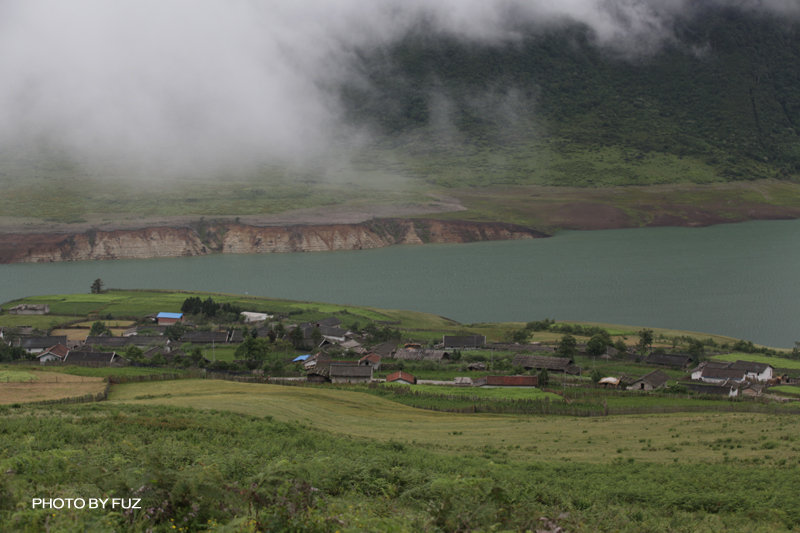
[2, 219, 799, 347]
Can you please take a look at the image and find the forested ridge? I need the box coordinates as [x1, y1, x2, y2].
[343, 5, 800, 186]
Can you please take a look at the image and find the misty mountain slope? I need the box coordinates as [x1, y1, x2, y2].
[343, 6, 800, 187]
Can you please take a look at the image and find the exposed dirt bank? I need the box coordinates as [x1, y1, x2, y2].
[0, 218, 545, 264]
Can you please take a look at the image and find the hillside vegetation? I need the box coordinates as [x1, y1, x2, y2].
[1, 6, 799, 228]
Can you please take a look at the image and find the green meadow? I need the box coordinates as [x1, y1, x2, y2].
[2, 380, 799, 531]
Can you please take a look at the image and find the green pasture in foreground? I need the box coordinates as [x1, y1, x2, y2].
[4, 401, 799, 532]
[110, 379, 800, 465]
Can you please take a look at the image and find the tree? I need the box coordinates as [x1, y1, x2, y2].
[538, 368, 549, 388]
[587, 334, 608, 357]
[89, 321, 111, 337]
[508, 329, 530, 344]
[637, 329, 654, 356]
[164, 323, 186, 342]
[556, 334, 577, 357]
[90, 279, 104, 294]
[590, 368, 603, 383]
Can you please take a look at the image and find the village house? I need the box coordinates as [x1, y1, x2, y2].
[386, 371, 417, 385]
[475, 375, 538, 387]
[644, 353, 693, 369]
[442, 335, 486, 348]
[15, 336, 68, 354]
[690, 360, 774, 383]
[393, 348, 450, 362]
[8, 304, 49, 315]
[358, 353, 381, 371]
[240, 311, 272, 323]
[686, 381, 740, 398]
[36, 344, 69, 364]
[156, 312, 183, 326]
[626, 370, 670, 391]
[512, 354, 579, 374]
[307, 360, 372, 384]
[63, 350, 127, 367]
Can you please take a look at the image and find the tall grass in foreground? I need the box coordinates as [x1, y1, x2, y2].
[1, 403, 799, 532]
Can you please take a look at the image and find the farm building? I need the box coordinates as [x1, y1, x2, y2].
[307, 361, 373, 384]
[626, 370, 669, 391]
[36, 344, 69, 364]
[474, 375, 538, 387]
[180, 331, 230, 344]
[644, 353, 693, 369]
[443, 335, 486, 348]
[453, 376, 473, 386]
[686, 382, 740, 397]
[696, 366, 747, 384]
[358, 353, 381, 370]
[15, 336, 68, 354]
[729, 360, 774, 382]
[156, 312, 183, 326]
[241, 312, 271, 323]
[84, 335, 167, 349]
[8, 304, 49, 315]
[393, 348, 450, 362]
[63, 350, 127, 367]
[386, 371, 417, 385]
[512, 354, 579, 374]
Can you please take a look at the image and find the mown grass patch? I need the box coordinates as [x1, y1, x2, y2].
[109, 379, 800, 465]
[0, 371, 105, 404]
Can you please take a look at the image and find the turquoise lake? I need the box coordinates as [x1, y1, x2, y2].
[1, 219, 799, 347]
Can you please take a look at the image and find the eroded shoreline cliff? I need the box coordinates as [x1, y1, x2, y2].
[0, 219, 547, 264]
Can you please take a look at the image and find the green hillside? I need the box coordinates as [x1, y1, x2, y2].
[346, 6, 800, 187]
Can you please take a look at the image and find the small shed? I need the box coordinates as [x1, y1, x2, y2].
[626, 370, 670, 391]
[358, 353, 382, 370]
[156, 312, 183, 326]
[37, 344, 69, 364]
[386, 371, 417, 385]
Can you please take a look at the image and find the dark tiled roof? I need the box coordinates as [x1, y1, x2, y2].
[730, 360, 772, 373]
[639, 370, 670, 388]
[65, 350, 117, 364]
[393, 348, 449, 361]
[17, 336, 67, 350]
[701, 367, 747, 381]
[644, 353, 693, 368]
[484, 375, 538, 387]
[443, 335, 486, 348]
[512, 354, 573, 371]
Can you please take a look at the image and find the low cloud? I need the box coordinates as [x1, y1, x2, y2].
[0, 0, 794, 178]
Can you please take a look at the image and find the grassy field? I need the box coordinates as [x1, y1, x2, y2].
[0, 370, 105, 404]
[384, 382, 561, 401]
[713, 352, 800, 370]
[109, 380, 800, 465]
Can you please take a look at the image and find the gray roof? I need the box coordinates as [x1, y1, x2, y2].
[644, 353, 693, 368]
[64, 350, 118, 364]
[393, 348, 450, 361]
[701, 367, 747, 381]
[180, 331, 229, 344]
[634, 370, 670, 388]
[17, 336, 67, 350]
[729, 360, 772, 373]
[512, 354, 574, 371]
[443, 335, 486, 348]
